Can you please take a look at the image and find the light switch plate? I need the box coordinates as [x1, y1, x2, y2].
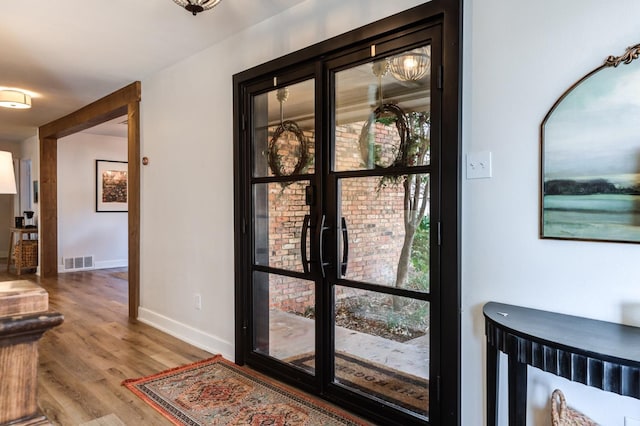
[466, 151, 492, 179]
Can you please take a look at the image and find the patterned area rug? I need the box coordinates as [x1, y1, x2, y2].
[288, 352, 428, 417]
[123, 355, 369, 426]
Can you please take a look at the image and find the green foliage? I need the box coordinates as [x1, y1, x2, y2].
[408, 216, 430, 291]
[375, 115, 398, 126]
[411, 216, 430, 272]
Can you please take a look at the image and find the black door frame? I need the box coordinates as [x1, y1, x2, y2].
[233, 2, 460, 424]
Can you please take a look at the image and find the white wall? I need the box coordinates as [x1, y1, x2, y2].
[58, 133, 127, 271]
[463, 0, 640, 424]
[20, 135, 39, 271]
[138, 0, 640, 424]
[138, 0, 426, 367]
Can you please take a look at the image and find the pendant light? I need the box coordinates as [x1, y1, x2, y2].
[388, 47, 431, 82]
[172, 0, 222, 16]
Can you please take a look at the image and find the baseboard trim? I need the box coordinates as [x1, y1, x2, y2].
[137, 307, 234, 362]
[95, 259, 128, 269]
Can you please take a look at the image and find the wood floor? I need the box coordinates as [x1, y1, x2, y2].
[0, 267, 213, 425]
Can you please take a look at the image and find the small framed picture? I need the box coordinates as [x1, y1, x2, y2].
[96, 160, 128, 212]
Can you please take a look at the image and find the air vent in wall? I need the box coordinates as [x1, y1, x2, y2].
[63, 255, 95, 271]
[64, 258, 74, 270]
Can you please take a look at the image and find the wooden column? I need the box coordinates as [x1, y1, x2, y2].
[0, 281, 63, 425]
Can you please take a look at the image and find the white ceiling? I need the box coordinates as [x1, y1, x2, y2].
[0, 0, 306, 142]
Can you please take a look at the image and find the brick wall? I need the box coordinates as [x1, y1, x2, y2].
[263, 121, 421, 314]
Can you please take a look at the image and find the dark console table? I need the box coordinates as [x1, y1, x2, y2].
[484, 301, 640, 426]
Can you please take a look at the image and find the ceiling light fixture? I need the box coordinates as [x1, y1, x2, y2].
[388, 47, 431, 82]
[172, 0, 222, 16]
[0, 90, 32, 109]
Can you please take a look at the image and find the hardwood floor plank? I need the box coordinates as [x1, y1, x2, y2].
[0, 267, 212, 425]
[80, 414, 126, 426]
[37, 380, 79, 426]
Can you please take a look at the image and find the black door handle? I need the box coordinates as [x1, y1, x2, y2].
[301, 214, 311, 274]
[340, 217, 348, 277]
[318, 215, 330, 278]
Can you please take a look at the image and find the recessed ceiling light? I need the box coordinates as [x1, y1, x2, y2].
[0, 90, 32, 109]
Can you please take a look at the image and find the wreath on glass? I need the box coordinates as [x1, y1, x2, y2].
[267, 119, 311, 178]
[358, 103, 411, 169]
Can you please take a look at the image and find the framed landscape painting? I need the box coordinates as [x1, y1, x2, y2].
[96, 159, 128, 212]
[541, 43, 640, 243]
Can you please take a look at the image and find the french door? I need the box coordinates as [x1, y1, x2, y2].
[234, 6, 459, 425]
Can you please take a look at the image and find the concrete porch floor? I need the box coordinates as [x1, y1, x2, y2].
[266, 309, 429, 379]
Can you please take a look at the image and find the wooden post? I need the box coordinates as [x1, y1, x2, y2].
[0, 281, 63, 425]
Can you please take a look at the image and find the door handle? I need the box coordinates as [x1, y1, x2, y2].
[301, 214, 311, 274]
[340, 217, 349, 277]
[318, 215, 330, 278]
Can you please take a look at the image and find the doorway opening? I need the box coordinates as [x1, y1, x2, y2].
[39, 82, 141, 318]
[58, 115, 128, 275]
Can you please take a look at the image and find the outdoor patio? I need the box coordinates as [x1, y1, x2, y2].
[267, 309, 429, 379]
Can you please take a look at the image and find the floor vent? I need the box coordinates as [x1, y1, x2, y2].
[63, 255, 95, 271]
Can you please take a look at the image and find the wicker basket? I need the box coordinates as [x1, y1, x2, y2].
[14, 240, 38, 269]
[551, 389, 598, 426]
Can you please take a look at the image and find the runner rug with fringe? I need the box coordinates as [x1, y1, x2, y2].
[122, 355, 369, 426]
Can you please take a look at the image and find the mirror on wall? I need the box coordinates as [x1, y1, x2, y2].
[541, 42, 640, 243]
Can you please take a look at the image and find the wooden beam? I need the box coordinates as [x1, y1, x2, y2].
[39, 82, 140, 139]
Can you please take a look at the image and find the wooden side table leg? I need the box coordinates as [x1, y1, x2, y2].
[16, 239, 22, 275]
[6, 231, 13, 272]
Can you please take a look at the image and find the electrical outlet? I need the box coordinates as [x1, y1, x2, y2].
[626, 417, 640, 426]
[194, 294, 202, 310]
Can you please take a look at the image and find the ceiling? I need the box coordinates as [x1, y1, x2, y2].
[0, 0, 306, 142]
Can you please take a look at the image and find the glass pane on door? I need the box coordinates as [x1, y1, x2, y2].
[253, 180, 311, 273]
[330, 43, 433, 421]
[250, 76, 317, 373]
[338, 174, 431, 292]
[334, 286, 429, 418]
[253, 79, 315, 178]
[334, 45, 431, 172]
[253, 271, 315, 372]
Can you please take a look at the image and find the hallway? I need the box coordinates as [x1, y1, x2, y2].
[0, 267, 212, 425]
